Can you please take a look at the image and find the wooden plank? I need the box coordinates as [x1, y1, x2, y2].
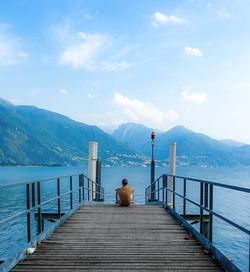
[12, 205, 223, 271]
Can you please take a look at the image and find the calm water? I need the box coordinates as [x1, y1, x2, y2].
[0, 166, 249, 271]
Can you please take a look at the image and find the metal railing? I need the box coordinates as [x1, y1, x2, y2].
[145, 174, 250, 272]
[0, 173, 104, 272]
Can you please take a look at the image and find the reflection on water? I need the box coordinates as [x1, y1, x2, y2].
[0, 166, 249, 271]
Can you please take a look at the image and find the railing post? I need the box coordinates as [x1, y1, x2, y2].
[70, 176, 73, 209]
[183, 178, 186, 218]
[101, 187, 104, 202]
[82, 175, 85, 201]
[57, 178, 61, 217]
[200, 182, 204, 234]
[32, 182, 35, 208]
[173, 176, 176, 210]
[79, 175, 82, 203]
[157, 178, 160, 201]
[205, 183, 208, 208]
[88, 178, 90, 201]
[37, 181, 42, 233]
[162, 175, 166, 207]
[209, 184, 213, 242]
[166, 175, 168, 206]
[26, 183, 31, 242]
[96, 160, 101, 201]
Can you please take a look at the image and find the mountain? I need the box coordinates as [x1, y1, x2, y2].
[0, 99, 137, 166]
[112, 123, 153, 152]
[220, 139, 245, 147]
[153, 126, 234, 166]
[113, 123, 250, 166]
[1, 98, 250, 167]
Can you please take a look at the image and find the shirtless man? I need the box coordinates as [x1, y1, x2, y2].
[115, 179, 134, 207]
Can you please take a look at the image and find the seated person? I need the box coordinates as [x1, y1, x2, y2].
[115, 178, 134, 207]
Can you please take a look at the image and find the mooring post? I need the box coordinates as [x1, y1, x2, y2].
[168, 143, 176, 208]
[88, 142, 98, 201]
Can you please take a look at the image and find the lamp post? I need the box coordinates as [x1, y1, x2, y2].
[151, 131, 155, 201]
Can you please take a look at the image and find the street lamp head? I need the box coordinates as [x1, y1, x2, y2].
[151, 131, 155, 141]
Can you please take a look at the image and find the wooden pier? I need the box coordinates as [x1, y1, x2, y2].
[12, 204, 222, 271]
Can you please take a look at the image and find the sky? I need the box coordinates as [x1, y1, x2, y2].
[0, 0, 250, 143]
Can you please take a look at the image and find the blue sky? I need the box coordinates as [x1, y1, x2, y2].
[0, 0, 250, 143]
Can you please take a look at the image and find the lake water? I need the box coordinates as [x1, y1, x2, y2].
[0, 166, 249, 271]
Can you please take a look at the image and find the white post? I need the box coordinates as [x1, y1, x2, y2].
[88, 142, 98, 201]
[168, 143, 176, 208]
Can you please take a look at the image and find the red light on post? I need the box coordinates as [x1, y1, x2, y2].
[151, 131, 155, 141]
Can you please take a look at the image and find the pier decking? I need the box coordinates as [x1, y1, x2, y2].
[12, 204, 222, 271]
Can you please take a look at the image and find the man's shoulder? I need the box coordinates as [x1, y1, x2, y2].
[116, 186, 134, 191]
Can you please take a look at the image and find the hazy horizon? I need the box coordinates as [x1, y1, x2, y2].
[1, 0, 250, 144]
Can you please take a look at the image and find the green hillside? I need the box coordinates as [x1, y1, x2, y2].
[0, 99, 136, 166]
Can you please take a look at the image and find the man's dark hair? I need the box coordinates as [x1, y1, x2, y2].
[122, 178, 128, 186]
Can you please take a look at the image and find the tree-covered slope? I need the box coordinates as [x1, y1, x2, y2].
[0, 99, 135, 166]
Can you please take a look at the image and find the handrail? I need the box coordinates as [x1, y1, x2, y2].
[145, 173, 250, 272]
[167, 174, 250, 193]
[0, 173, 100, 190]
[0, 172, 105, 270]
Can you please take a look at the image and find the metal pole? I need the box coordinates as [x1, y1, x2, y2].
[150, 131, 155, 201]
[37, 181, 42, 233]
[88, 178, 90, 201]
[183, 178, 186, 218]
[162, 175, 166, 207]
[209, 184, 213, 242]
[200, 182, 204, 235]
[173, 176, 176, 210]
[32, 182, 35, 207]
[79, 175, 81, 203]
[57, 178, 61, 217]
[82, 175, 85, 201]
[168, 143, 176, 208]
[157, 178, 160, 201]
[151, 159, 155, 201]
[26, 183, 31, 242]
[205, 183, 208, 208]
[70, 176, 73, 209]
[96, 159, 101, 201]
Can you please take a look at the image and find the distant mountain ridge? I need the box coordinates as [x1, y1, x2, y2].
[1, 98, 250, 167]
[112, 123, 153, 152]
[0, 99, 137, 166]
[113, 123, 250, 166]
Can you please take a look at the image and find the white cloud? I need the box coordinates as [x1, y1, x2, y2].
[112, 93, 178, 129]
[54, 22, 131, 71]
[184, 46, 204, 57]
[59, 32, 109, 70]
[182, 91, 207, 103]
[59, 88, 68, 95]
[0, 25, 27, 66]
[152, 12, 186, 26]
